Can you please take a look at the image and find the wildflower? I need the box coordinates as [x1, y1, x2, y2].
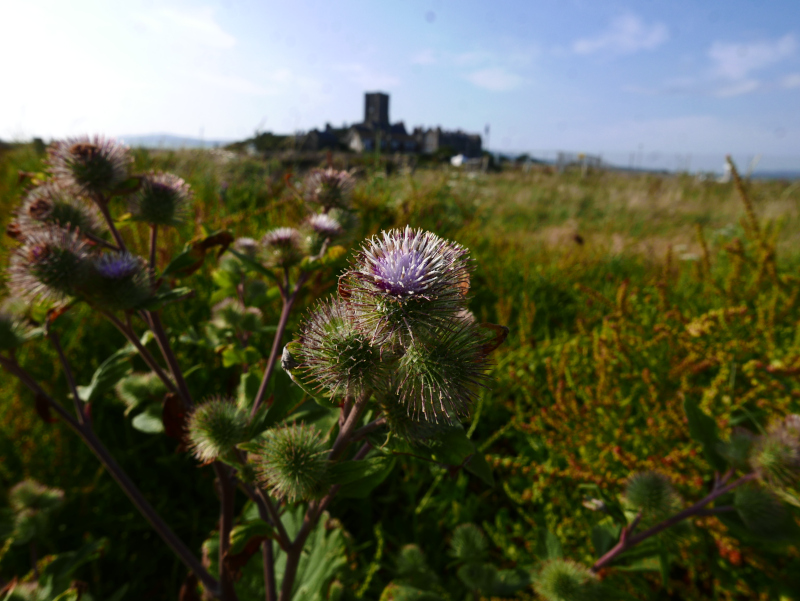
[129, 172, 192, 226]
[261, 227, 303, 268]
[396, 323, 489, 423]
[8, 226, 92, 303]
[304, 168, 355, 211]
[378, 385, 444, 442]
[535, 560, 602, 601]
[624, 472, 680, 517]
[233, 236, 259, 258]
[187, 398, 250, 463]
[297, 297, 385, 398]
[48, 135, 132, 195]
[342, 226, 471, 343]
[16, 183, 102, 236]
[306, 213, 343, 238]
[256, 423, 328, 502]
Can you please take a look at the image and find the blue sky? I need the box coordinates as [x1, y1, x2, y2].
[1, 0, 798, 170]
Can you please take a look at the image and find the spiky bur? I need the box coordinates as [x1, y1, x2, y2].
[304, 213, 343, 255]
[297, 297, 386, 398]
[261, 227, 303, 268]
[734, 484, 794, 540]
[256, 423, 328, 502]
[449, 523, 488, 563]
[624, 472, 680, 517]
[47, 135, 132, 195]
[535, 560, 603, 601]
[187, 398, 250, 463]
[129, 172, 192, 226]
[341, 226, 471, 344]
[303, 168, 355, 211]
[82, 252, 152, 311]
[719, 427, 756, 470]
[9, 480, 65, 545]
[751, 415, 800, 507]
[7, 226, 92, 304]
[15, 183, 103, 238]
[396, 324, 489, 424]
[234, 236, 259, 258]
[378, 386, 446, 442]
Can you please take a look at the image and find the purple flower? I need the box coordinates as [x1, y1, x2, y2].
[304, 168, 355, 211]
[306, 213, 343, 238]
[94, 252, 142, 279]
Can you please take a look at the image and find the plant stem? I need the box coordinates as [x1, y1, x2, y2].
[352, 417, 386, 442]
[0, 358, 220, 595]
[49, 331, 87, 426]
[591, 473, 757, 572]
[149, 224, 158, 274]
[101, 310, 179, 397]
[148, 311, 194, 408]
[250, 275, 308, 419]
[262, 541, 277, 601]
[95, 196, 128, 252]
[215, 464, 239, 601]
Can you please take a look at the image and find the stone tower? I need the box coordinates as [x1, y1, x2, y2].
[364, 92, 389, 127]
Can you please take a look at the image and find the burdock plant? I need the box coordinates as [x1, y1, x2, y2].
[0, 147, 506, 601]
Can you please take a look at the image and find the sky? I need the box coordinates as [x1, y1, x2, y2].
[1, 0, 799, 172]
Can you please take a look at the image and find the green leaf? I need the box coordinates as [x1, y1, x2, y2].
[465, 450, 494, 487]
[228, 248, 279, 281]
[536, 529, 562, 560]
[131, 404, 164, 434]
[237, 370, 261, 411]
[139, 286, 194, 311]
[229, 519, 274, 555]
[160, 247, 197, 279]
[456, 562, 497, 593]
[77, 349, 134, 403]
[591, 522, 620, 556]
[337, 455, 396, 499]
[329, 455, 394, 486]
[683, 397, 726, 471]
[379, 583, 441, 601]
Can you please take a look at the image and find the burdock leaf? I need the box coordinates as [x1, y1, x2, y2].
[165, 231, 234, 278]
[132, 404, 165, 434]
[478, 323, 509, 356]
[683, 398, 726, 471]
[139, 286, 194, 311]
[77, 350, 133, 403]
[337, 455, 396, 499]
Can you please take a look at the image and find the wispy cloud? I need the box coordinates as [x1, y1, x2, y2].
[137, 6, 236, 49]
[333, 64, 400, 89]
[573, 14, 668, 56]
[715, 79, 761, 97]
[783, 73, 800, 88]
[709, 35, 797, 80]
[465, 67, 523, 92]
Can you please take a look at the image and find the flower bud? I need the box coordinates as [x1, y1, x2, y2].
[304, 213, 343, 255]
[396, 323, 489, 424]
[734, 484, 792, 540]
[751, 415, 800, 506]
[449, 523, 487, 562]
[83, 252, 152, 311]
[48, 136, 132, 195]
[718, 427, 755, 470]
[304, 168, 354, 211]
[535, 560, 602, 601]
[233, 237, 259, 258]
[257, 423, 328, 502]
[261, 227, 302, 268]
[187, 398, 250, 463]
[379, 385, 451, 442]
[8, 226, 92, 303]
[624, 472, 679, 517]
[341, 227, 471, 344]
[297, 298, 386, 398]
[129, 172, 192, 226]
[17, 183, 103, 237]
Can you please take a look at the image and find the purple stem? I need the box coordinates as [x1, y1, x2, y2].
[591, 473, 758, 572]
[214, 463, 239, 601]
[95, 196, 128, 252]
[49, 331, 87, 426]
[149, 224, 158, 274]
[148, 311, 194, 408]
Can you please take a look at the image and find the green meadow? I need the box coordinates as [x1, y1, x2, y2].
[2, 143, 800, 600]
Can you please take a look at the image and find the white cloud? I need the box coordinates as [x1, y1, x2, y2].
[465, 67, 523, 91]
[783, 73, 800, 88]
[411, 49, 437, 65]
[573, 14, 668, 56]
[709, 34, 796, 80]
[715, 79, 761, 97]
[136, 6, 236, 49]
[333, 64, 400, 89]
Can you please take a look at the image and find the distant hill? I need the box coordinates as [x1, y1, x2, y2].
[118, 134, 232, 149]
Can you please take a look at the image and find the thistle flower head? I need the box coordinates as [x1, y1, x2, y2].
[129, 171, 192, 226]
[187, 398, 250, 463]
[304, 168, 355, 211]
[82, 252, 151, 311]
[16, 183, 102, 237]
[261, 227, 303, 268]
[8, 226, 92, 303]
[751, 414, 800, 506]
[396, 323, 489, 424]
[48, 135, 132, 195]
[306, 213, 343, 238]
[297, 297, 386, 398]
[624, 472, 680, 517]
[342, 226, 471, 343]
[535, 560, 601, 601]
[257, 423, 328, 502]
[234, 236, 259, 258]
[734, 484, 793, 540]
[378, 386, 446, 442]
